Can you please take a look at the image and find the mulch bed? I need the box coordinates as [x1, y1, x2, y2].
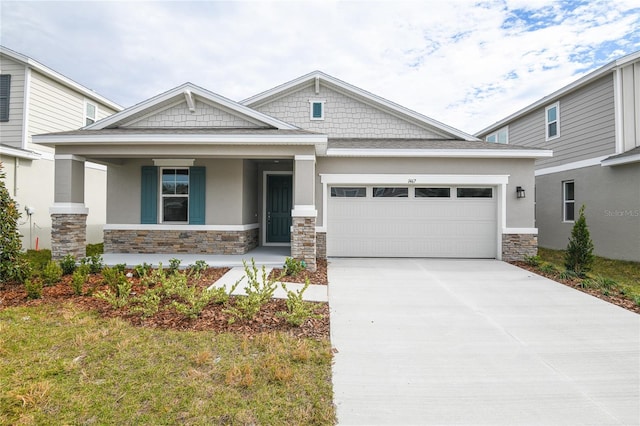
[269, 258, 329, 285]
[512, 261, 640, 314]
[0, 267, 330, 340]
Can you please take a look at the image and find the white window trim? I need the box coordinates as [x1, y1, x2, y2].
[84, 99, 97, 126]
[159, 167, 190, 224]
[309, 99, 326, 120]
[563, 180, 575, 223]
[545, 102, 560, 141]
[485, 126, 509, 144]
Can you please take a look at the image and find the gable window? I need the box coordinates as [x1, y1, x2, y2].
[0, 74, 10, 122]
[563, 181, 575, 222]
[85, 100, 97, 126]
[309, 100, 325, 120]
[546, 102, 559, 140]
[485, 126, 508, 144]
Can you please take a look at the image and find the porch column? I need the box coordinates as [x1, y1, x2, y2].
[291, 155, 317, 272]
[50, 155, 88, 260]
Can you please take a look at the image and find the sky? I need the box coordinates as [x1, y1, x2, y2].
[1, 0, 639, 134]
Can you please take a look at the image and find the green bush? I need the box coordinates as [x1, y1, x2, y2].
[96, 267, 132, 308]
[225, 259, 279, 323]
[168, 258, 182, 274]
[42, 261, 63, 286]
[25, 249, 52, 272]
[24, 279, 43, 299]
[86, 243, 104, 257]
[59, 254, 77, 275]
[70, 268, 88, 295]
[131, 288, 163, 318]
[564, 205, 594, 278]
[523, 255, 542, 267]
[134, 262, 153, 279]
[81, 254, 104, 274]
[284, 257, 306, 276]
[0, 163, 28, 283]
[188, 260, 208, 278]
[278, 280, 321, 326]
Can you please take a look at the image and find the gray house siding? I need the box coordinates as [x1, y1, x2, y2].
[536, 164, 640, 262]
[507, 75, 616, 168]
[0, 56, 25, 149]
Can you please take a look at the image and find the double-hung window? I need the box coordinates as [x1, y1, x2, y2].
[85, 100, 97, 126]
[546, 102, 559, 140]
[563, 181, 575, 222]
[485, 126, 508, 144]
[0, 74, 11, 122]
[161, 168, 189, 222]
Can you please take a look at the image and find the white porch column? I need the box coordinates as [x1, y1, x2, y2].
[291, 155, 317, 271]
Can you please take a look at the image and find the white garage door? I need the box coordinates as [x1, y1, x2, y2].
[327, 185, 497, 258]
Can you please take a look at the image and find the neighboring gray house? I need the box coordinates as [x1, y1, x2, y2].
[476, 51, 640, 262]
[0, 46, 122, 249]
[34, 72, 550, 269]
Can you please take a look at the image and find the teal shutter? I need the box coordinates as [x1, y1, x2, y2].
[189, 167, 206, 224]
[140, 166, 158, 224]
[312, 102, 322, 118]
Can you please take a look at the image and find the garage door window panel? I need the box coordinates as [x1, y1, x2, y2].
[373, 187, 408, 198]
[331, 187, 366, 197]
[415, 187, 451, 198]
[457, 188, 493, 198]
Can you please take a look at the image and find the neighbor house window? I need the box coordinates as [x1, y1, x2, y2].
[546, 102, 559, 140]
[457, 188, 493, 198]
[309, 100, 325, 120]
[85, 100, 97, 126]
[563, 181, 575, 222]
[331, 187, 366, 197]
[161, 168, 189, 222]
[0, 74, 10, 122]
[373, 187, 408, 197]
[485, 126, 508, 144]
[415, 188, 450, 198]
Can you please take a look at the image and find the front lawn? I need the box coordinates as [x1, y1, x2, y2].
[0, 303, 335, 425]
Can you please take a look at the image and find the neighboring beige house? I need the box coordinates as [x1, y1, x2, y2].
[35, 72, 551, 268]
[476, 51, 640, 262]
[0, 46, 122, 250]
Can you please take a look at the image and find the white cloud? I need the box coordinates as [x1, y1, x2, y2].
[1, 0, 638, 133]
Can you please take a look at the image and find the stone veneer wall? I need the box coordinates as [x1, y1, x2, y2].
[51, 214, 87, 260]
[316, 232, 326, 259]
[291, 217, 317, 271]
[104, 228, 259, 255]
[502, 233, 538, 261]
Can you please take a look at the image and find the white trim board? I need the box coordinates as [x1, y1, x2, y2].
[601, 153, 640, 167]
[535, 156, 609, 176]
[326, 148, 552, 158]
[104, 223, 260, 231]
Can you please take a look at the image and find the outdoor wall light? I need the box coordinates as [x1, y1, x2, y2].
[516, 186, 526, 199]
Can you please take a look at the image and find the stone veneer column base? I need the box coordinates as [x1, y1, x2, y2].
[316, 232, 326, 259]
[502, 233, 538, 261]
[51, 214, 88, 260]
[104, 228, 259, 255]
[291, 217, 317, 272]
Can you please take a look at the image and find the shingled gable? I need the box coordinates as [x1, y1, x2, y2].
[85, 82, 298, 131]
[242, 70, 479, 141]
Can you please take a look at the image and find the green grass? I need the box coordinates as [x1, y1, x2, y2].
[538, 247, 640, 300]
[0, 303, 335, 425]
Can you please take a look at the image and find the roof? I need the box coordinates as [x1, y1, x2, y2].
[86, 82, 298, 131]
[39, 128, 319, 137]
[327, 138, 552, 158]
[242, 70, 479, 142]
[0, 144, 41, 160]
[0, 45, 123, 111]
[476, 50, 640, 136]
[601, 146, 640, 167]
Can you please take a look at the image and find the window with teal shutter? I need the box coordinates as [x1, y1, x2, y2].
[0, 74, 11, 122]
[140, 166, 158, 224]
[189, 167, 206, 224]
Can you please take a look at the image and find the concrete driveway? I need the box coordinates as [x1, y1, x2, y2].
[329, 258, 640, 425]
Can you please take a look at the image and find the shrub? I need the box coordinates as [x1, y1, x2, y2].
[81, 254, 104, 274]
[131, 288, 163, 318]
[278, 280, 321, 326]
[96, 268, 132, 309]
[0, 163, 27, 283]
[86, 243, 103, 257]
[539, 263, 557, 275]
[41, 261, 63, 286]
[593, 276, 618, 290]
[559, 270, 578, 280]
[70, 268, 88, 295]
[134, 262, 152, 279]
[25, 249, 52, 272]
[564, 205, 594, 278]
[188, 260, 208, 278]
[24, 279, 43, 299]
[113, 263, 127, 274]
[225, 259, 280, 323]
[523, 255, 542, 267]
[59, 254, 77, 275]
[283, 257, 306, 276]
[168, 258, 182, 274]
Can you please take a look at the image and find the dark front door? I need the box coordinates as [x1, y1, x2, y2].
[266, 174, 292, 243]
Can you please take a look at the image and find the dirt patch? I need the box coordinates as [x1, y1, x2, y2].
[270, 258, 328, 285]
[513, 261, 640, 315]
[0, 267, 330, 340]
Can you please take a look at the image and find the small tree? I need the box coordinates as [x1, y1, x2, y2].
[564, 205, 594, 277]
[0, 162, 30, 283]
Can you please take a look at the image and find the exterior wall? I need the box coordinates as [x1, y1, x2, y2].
[242, 160, 259, 224]
[104, 228, 259, 254]
[126, 100, 261, 128]
[315, 157, 537, 230]
[505, 75, 616, 168]
[536, 164, 640, 262]
[0, 56, 26, 149]
[0, 154, 105, 249]
[502, 233, 538, 261]
[107, 158, 251, 225]
[253, 83, 444, 138]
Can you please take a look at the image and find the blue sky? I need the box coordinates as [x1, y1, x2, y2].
[1, 0, 639, 133]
